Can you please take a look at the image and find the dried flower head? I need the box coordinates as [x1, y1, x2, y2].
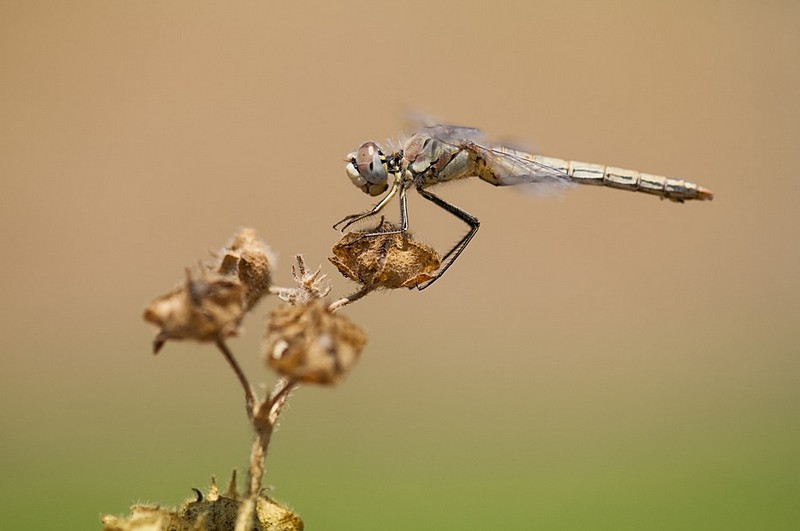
[265, 300, 367, 385]
[217, 228, 274, 311]
[144, 269, 245, 353]
[329, 220, 441, 291]
[143, 228, 274, 353]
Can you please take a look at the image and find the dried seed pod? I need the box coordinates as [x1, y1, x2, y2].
[143, 270, 244, 353]
[217, 228, 274, 311]
[329, 221, 441, 290]
[265, 300, 367, 385]
[144, 228, 275, 353]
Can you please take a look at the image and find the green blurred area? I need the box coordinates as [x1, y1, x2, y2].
[1, 1, 799, 529]
[3, 321, 798, 529]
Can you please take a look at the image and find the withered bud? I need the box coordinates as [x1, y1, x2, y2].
[101, 474, 303, 531]
[264, 300, 367, 385]
[329, 221, 441, 291]
[217, 228, 274, 311]
[144, 229, 275, 353]
[143, 269, 244, 354]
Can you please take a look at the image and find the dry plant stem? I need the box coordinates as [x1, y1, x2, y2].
[268, 285, 299, 298]
[235, 378, 297, 530]
[329, 286, 372, 312]
[216, 339, 257, 418]
[266, 378, 296, 422]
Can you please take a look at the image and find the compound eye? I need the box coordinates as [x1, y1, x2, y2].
[355, 142, 388, 185]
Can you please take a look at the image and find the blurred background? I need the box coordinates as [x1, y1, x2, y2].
[1, 1, 798, 529]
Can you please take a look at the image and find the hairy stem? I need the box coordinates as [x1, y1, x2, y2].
[235, 378, 297, 530]
[329, 286, 372, 312]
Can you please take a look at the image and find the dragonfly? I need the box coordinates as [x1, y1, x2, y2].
[334, 124, 714, 290]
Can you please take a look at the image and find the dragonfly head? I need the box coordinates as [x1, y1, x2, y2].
[345, 142, 389, 196]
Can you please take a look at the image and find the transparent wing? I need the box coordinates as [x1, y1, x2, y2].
[425, 123, 575, 191]
[403, 112, 484, 141]
[419, 123, 485, 143]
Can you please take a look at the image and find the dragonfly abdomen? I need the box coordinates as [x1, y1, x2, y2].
[538, 155, 713, 202]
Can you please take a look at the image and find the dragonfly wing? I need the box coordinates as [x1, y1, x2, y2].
[472, 144, 575, 189]
[424, 123, 575, 191]
[420, 123, 485, 143]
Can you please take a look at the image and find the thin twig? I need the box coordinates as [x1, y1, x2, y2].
[268, 378, 296, 423]
[329, 286, 372, 312]
[215, 339, 257, 419]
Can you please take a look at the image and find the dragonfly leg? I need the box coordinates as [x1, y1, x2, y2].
[416, 188, 480, 290]
[333, 180, 399, 232]
[341, 186, 408, 246]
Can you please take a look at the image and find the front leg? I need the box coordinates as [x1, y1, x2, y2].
[333, 180, 399, 232]
[340, 186, 410, 246]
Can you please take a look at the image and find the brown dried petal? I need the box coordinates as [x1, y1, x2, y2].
[143, 271, 244, 353]
[217, 228, 273, 311]
[329, 221, 441, 290]
[264, 300, 367, 385]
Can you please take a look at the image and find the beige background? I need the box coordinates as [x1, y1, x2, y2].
[1, 1, 798, 529]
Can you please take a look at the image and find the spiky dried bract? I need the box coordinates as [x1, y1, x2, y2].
[265, 300, 367, 385]
[143, 270, 245, 353]
[101, 476, 303, 531]
[329, 221, 441, 290]
[273, 255, 331, 305]
[218, 228, 274, 311]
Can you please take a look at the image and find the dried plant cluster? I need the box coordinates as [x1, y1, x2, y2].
[143, 228, 273, 353]
[265, 300, 366, 385]
[102, 473, 301, 531]
[110, 225, 439, 530]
